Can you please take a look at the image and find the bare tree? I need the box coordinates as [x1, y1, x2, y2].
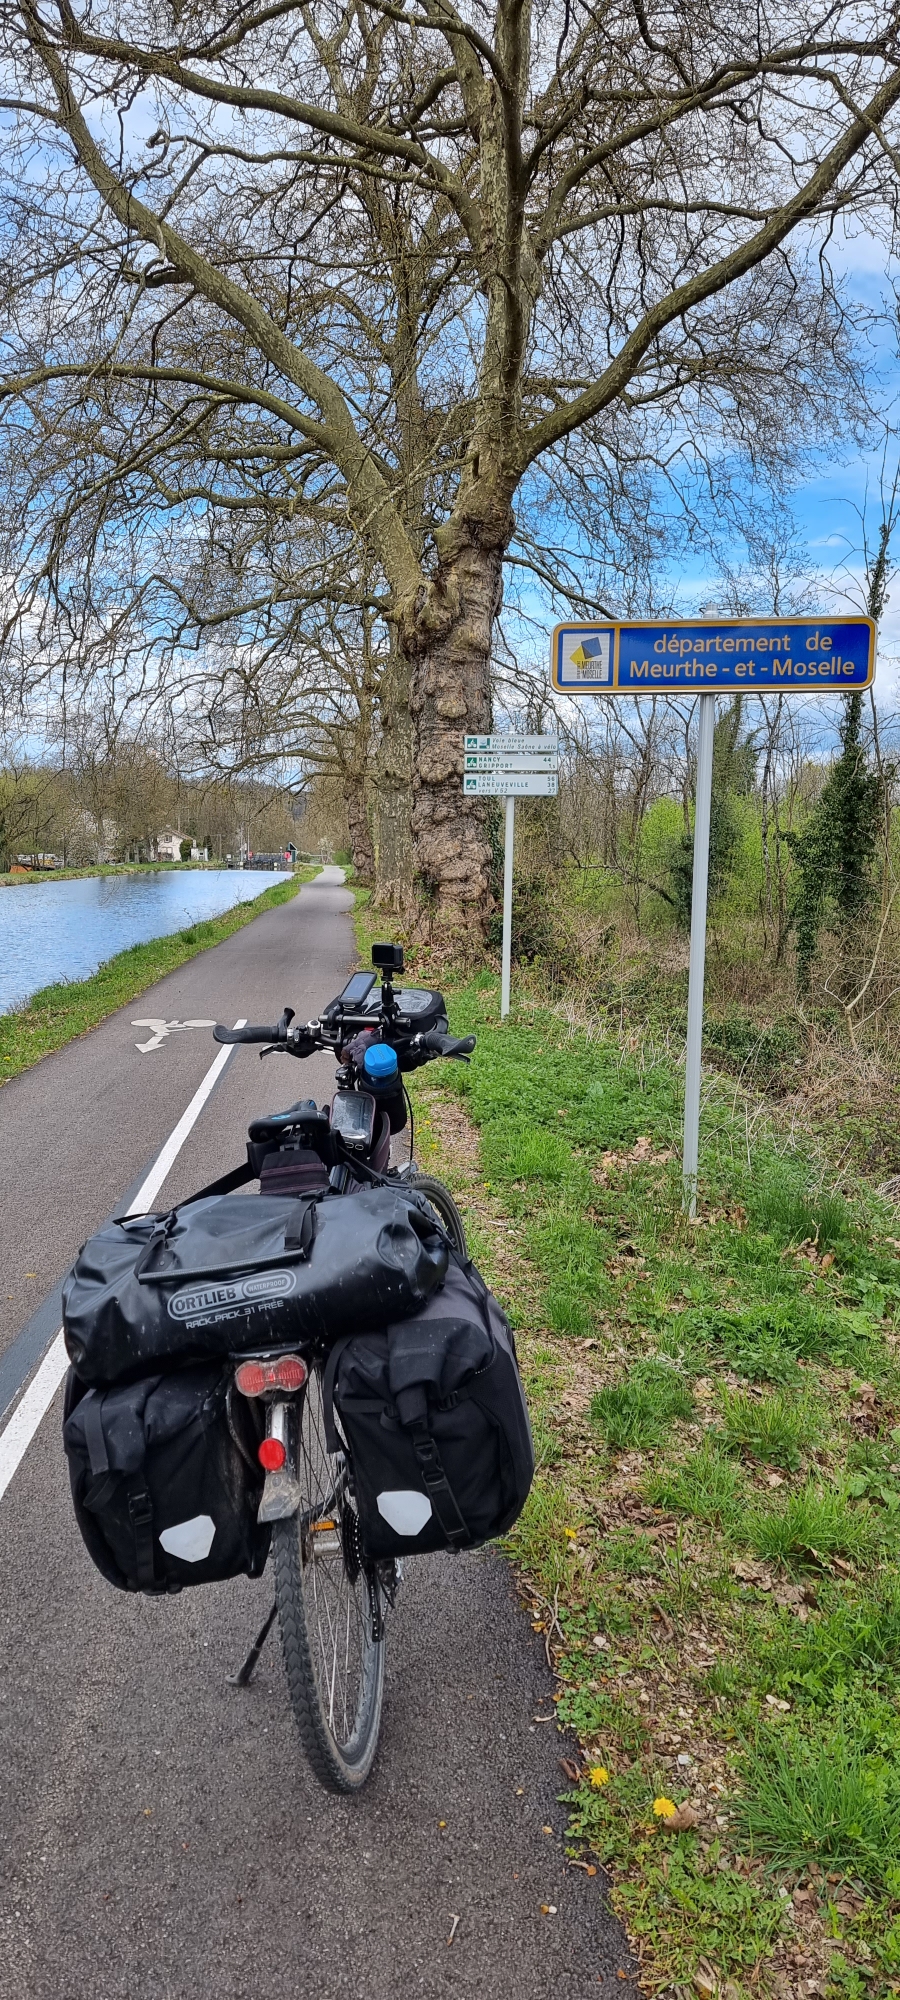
[1, 0, 900, 935]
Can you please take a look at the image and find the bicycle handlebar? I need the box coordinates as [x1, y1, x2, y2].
[213, 1023, 279, 1045]
[212, 1014, 475, 1065]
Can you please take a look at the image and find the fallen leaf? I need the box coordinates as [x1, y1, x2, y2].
[663, 1803, 700, 1832]
[559, 1758, 581, 1783]
[731, 1558, 772, 1589]
[693, 1961, 720, 1999]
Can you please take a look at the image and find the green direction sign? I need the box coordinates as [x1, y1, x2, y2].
[551, 616, 876, 694]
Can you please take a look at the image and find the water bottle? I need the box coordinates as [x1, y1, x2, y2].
[362, 1042, 399, 1093]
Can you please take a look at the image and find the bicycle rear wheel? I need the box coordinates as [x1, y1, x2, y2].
[273, 1364, 385, 1792]
[405, 1173, 468, 1256]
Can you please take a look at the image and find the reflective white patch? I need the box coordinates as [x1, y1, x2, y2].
[375, 1490, 433, 1536]
[159, 1514, 216, 1562]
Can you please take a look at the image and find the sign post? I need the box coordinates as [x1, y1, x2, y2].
[682, 694, 716, 1217]
[462, 732, 560, 1018]
[500, 793, 515, 1018]
[551, 614, 877, 1210]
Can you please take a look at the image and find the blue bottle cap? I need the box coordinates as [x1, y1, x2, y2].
[363, 1042, 399, 1081]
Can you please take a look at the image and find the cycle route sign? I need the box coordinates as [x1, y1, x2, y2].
[551, 615, 876, 694]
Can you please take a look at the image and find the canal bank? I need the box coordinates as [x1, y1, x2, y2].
[0, 868, 317, 1086]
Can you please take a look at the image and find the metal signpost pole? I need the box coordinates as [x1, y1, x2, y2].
[500, 793, 515, 1019]
[682, 694, 716, 1218]
[461, 732, 559, 1023]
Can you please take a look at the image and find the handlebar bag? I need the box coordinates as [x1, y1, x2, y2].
[63, 1189, 449, 1387]
[322, 1252, 534, 1558]
[62, 1363, 270, 1593]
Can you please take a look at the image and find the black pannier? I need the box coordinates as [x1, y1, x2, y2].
[324, 1253, 534, 1558]
[63, 1187, 449, 1387]
[63, 1364, 269, 1593]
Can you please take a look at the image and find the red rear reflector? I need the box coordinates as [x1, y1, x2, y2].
[258, 1437, 287, 1472]
[235, 1355, 308, 1397]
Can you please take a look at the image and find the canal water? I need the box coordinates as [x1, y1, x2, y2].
[0, 869, 285, 1013]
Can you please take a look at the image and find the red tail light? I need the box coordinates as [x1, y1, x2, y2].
[235, 1355, 308, 1397]
[258, 1437, 287, 1472]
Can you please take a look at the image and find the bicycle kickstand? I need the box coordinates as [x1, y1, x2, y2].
[227, 1603, 277, 1687]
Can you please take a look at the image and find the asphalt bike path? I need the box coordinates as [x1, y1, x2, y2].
[0, 871, 638, 1998]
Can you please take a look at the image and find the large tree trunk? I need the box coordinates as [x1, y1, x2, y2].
[371, 634, 415, 914]
[407, 539, 500, 944]
[345, 774, 375, 885]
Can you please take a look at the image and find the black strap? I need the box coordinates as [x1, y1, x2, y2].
[406, 1420, 470, 1548]
[128, 1487, 156, 1590]
[82, 1392, 110, 1479]
[284, 1198, 318, 1260]
[176, 1157, 256, 1205]
[131, 1212, 177, 1279]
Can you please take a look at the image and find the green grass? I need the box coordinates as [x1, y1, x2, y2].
[735, 1721, 900, 1888]
[648, 1440, 748, 1527]
[388, 964, 900, 1992]
[717, 1384, 822, 1469]
[747, 1481, 887, 1570]
[591, 1358, 694, 1449]
[761, 1581, 900, 1702]
[0, 870, 315, 1084]
[0, 859, 191, 888]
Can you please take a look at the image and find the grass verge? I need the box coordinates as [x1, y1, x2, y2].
[0, 869, 317, 1085]
[0, 860, 207, 888]
[403, 972, 900, 1998]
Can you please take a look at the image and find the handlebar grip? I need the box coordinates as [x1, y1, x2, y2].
[423, 1030, 477, 1058]
[213, 1023, 280, 1044]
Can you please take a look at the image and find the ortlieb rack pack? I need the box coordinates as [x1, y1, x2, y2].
[63, 1186, 449, 1386]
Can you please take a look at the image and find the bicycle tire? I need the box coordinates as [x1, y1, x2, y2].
[274, 1364, 385, 1793]
[404, 1173, 468, 1256]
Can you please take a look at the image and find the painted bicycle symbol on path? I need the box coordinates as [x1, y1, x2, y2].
[132, 1019, 216, 1053]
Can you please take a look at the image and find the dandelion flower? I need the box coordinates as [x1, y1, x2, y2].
[653, 1797, 676, 1818]
[589, 1767, 609, 1788]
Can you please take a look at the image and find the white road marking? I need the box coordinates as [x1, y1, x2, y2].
[132, 1018, 217, 1053]
[0, 1023, 246, 1503]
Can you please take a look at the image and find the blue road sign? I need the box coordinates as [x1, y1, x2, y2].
[551, 616, 876, 694]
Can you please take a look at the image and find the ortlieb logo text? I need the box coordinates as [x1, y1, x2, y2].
[167, 1269, 295, 1323]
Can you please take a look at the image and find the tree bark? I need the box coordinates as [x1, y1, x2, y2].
[345, 775, 375, 885]
[407, 538, 500, 943]
[371, 634, 415, 914]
